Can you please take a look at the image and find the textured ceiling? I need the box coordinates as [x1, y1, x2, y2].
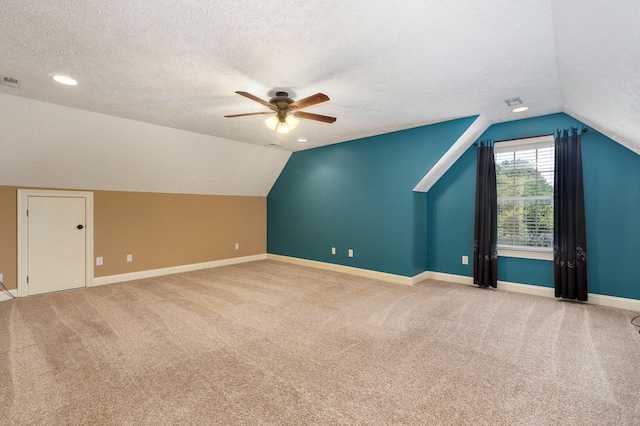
[0, 1, 638, 153]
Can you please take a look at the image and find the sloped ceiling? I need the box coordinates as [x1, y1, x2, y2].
[0, 94, 291, 196]
[0, 1, 638, 155]
[552, 1, 640, 155]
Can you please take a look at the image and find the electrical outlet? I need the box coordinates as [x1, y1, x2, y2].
[348, 249, 354, 258]
[462, 255, 469, 265]
[235, 243, 240, 250]
[331, 247, 336, 255]
[127, 254, 133, 262]
[0, 273, 3, 283]
[96, 257, 103, 266]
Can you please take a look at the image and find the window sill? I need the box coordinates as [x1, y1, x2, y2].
[498, 246, 553, 261]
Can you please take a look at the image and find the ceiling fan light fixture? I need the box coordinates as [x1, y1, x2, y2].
[276, 123, 290, 134]
[265, 116, 279, 131]
[285, 115, 299, 130]
[266, 114, 298, 134]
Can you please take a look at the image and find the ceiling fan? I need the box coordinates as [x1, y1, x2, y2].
[225, 91, 336, 135]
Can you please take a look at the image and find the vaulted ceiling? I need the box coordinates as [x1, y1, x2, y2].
[1, 1, 639, 155]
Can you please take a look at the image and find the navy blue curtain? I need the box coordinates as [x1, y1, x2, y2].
[473, 141, 498, 288]
[554, 128, 588, 301]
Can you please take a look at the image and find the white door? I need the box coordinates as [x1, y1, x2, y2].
[27, 196, 87, 295]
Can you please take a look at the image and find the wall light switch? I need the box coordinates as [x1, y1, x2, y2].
[96, 257, 103, 266]
[348, 249, 354, 258]
[127, 254, 133, 262]
[462, 255, 469, 265]
[235, 243, 240, 250]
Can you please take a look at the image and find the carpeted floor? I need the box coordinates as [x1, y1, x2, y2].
[0, 260, 639, 425]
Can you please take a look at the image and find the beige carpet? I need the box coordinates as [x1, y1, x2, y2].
[1, 260, 639, 425]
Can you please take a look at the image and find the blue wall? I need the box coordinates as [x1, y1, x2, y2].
[268, 112, 640, 300]
[428, 113, 640, 300]
[268, 117, 477, 276]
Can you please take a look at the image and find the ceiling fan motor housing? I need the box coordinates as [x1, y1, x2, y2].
[270, 92, 295, 122]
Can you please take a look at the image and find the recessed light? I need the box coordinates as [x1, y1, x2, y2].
[297, 138, 308, 143]
[512, 106, 529, 113]
[53, 75, 78, 85]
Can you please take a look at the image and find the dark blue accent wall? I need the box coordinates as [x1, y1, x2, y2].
[426, 148, 476, 276]
[428, 113, 640, 300]
[581, 129, 640, 298]
[268, 117, 477, 277]
[268, 112, 640, 300]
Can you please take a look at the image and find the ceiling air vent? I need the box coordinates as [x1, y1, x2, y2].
[504, 97, 522, 107]
[2, 76, 20, 88]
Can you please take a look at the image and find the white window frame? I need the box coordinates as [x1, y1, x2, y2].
[494, 135, 554, 261]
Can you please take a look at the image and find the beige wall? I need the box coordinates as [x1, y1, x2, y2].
[0, 186, 266, 290]
[0, 187, 18, 290]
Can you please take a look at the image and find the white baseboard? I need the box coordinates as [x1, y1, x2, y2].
[424, 271, 474, 286]
[411, 270, 432, 285]
[421, 271, 640, 312]
[10, 253, 637, 313]
[265, 258, 640, 312]
[267, 254, 413, 285]
[92, 254, 267, 287]
[0, 289, 18, 301]
[586, 293, 640, 312]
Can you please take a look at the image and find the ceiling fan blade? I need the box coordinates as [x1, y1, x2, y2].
[292, 111, 337, 123]
[224, 112, 273, 118]
[289, 93, 330, 110]
[235, 91, 275, 109]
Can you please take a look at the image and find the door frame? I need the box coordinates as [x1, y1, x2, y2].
[17, 189, 94, 297]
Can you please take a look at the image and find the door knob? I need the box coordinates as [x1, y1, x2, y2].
[77, 224, 84, 230]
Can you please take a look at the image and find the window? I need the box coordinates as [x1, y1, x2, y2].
[494, 135, 554, 260]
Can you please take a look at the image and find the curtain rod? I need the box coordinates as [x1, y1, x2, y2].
[473, 127, 589, 146]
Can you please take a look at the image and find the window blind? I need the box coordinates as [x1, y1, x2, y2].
[495, 137, 554, 249]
